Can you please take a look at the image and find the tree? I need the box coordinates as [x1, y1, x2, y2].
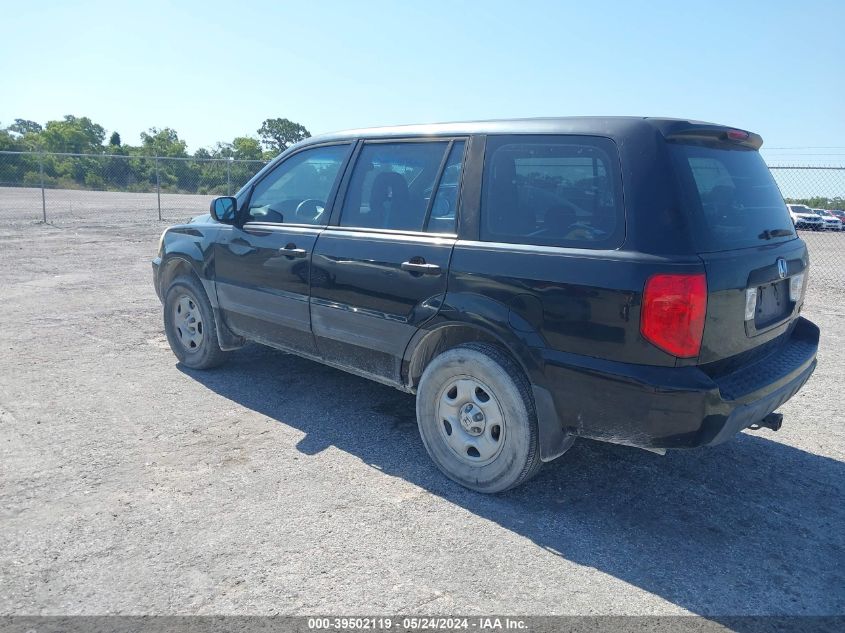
[108, 131, 121, 147]
[41, 115, 106, 153]
[209, 141, 234, 159]
[8, 119, 42, 137]
[4, 119, 44, 150]
[140, 127, 187, 157]
[786, 196, 845, 210]
[208, 136, 263, 160]
[232, 136, 263, 160]
[0, 127, 23, 152]
[258, 118, 310, 153]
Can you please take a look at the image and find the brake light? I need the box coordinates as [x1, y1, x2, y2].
[726, 129, 750, 141]
[640, 273, 707, 358]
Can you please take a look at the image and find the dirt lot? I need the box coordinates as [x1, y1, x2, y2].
[0, 192, 843, 617]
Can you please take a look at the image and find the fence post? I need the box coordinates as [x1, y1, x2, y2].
[155, 156, 161, 221]
[227, 158, 232, 196]
[39, 152, 47, 223]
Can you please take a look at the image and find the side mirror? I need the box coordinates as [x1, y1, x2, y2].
[210, 196, 238, 224]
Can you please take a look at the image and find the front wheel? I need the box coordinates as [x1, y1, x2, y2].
[416, 343, 543, 493]
[163, 275, 228, 369]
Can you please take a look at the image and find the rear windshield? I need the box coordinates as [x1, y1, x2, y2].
[670, 143, 796, 252]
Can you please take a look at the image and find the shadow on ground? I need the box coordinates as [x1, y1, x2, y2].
[180, 344, 844, 621]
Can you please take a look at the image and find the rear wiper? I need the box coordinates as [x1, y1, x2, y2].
[758, 228, 794, 240]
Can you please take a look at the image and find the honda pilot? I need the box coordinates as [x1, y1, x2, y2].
[152, 117, 819, 493]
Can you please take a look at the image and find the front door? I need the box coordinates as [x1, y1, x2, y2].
[310, 139, 467, 381]
[214, 142, 352, 354]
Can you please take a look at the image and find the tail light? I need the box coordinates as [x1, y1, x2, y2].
[640, 273, 707, 358]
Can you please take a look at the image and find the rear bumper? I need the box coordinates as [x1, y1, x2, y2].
[540, 317, 819, 450]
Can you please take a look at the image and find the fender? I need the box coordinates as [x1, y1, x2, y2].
[403, 292, 573, 462]
[158, 227, 244, 350]
[160, 240, 214, 300]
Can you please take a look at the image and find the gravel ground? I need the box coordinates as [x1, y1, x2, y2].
[0, 186, 214, 226]
[0, 192, 843, 618]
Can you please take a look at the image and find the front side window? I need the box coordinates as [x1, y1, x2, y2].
[481, 135, 624, 248]
[247, 144, 349, 225]
[340, 141, 451, 231]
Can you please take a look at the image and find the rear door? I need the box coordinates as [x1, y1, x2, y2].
[668, 141, 808, 363]
[214, 143, 352, 354]
[310, 138, 467, 381]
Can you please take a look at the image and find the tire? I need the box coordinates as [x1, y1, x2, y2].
[416, 342, 542, 493]
[163, 275, 228, 369]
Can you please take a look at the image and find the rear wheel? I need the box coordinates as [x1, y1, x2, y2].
[416, 343, 542, 493]
[163, 275, 228, 369]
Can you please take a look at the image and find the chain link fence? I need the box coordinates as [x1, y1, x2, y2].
[769, 165, 845, 288]
[0, 150, 268, 225]
[0, 151, 843, 287]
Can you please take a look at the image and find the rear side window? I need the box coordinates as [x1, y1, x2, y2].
[670, 144, 796, 251]
[481, 135, 624, 248]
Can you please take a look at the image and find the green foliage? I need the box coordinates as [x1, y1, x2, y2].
[231, 136, 264, 160]
[8, 119, 42, 136]
[0, 113, 310, 194]
[785, 197, 845, 210]
[3, 118, 42, 151]
[41, 115, 106, 153]
[140, 127, 187, 158]
[258, 118, 311, 154]
[0, 128, 24, 152]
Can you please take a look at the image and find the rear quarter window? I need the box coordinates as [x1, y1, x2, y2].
[480, 135, 625, 249]
[669, 143, 796, 252]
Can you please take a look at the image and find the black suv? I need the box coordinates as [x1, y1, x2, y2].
[153, 117, 818, 493]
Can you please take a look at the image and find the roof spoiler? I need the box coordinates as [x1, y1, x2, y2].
[664, 125, 763, 150]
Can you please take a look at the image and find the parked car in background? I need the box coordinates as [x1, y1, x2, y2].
[153, 117, 818, 493]
[829, 209, 845, 225]
[787, 204, 824, 230]
[812, 208, 842, 231]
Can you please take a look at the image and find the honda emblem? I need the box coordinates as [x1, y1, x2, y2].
[777, 258, 787, 279]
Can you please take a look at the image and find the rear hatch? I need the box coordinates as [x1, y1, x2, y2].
[667, 132, 808, 365]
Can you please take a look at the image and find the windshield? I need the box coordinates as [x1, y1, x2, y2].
[670, 143, 796, 252]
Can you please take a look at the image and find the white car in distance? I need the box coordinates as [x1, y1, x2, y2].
[787, 204, 824, 230]
[812, 208, 842, 231]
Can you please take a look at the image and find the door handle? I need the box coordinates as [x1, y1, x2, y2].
[401, 259, 441, 275]
[280, 244, 308, 258]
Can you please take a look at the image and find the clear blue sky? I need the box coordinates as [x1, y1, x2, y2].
[2, 0, 843, 163]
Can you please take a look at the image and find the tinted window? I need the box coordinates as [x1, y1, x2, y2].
[670, 144, 796, 251]
[426, 140, 466, 234]
[481, 135, 624, 248]
[247, 144, 349, 225]
[340, 141, 449, 231]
